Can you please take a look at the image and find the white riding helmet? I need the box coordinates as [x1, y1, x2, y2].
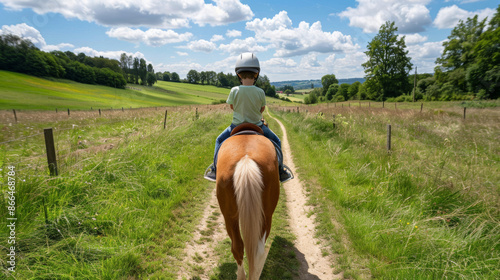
[235, 52, 260, 74]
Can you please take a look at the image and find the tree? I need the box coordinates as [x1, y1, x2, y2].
[119, 53, 129, 78]
[132, 57, 140, 84]
[321, 74, 338, 96]
[362, 21, 413, 100]
[155, 72, 163, 81]
[347, 81, 361, 100]
[139, 58, 147, 85]
[217, 72, 229, 87]
[339, 83, 350, 100]
[326, 84, 339, 101]
[304, 91, 318, 104]
[146, 72, 157, 86]
[200, 71, 207, 84]
[279, 85, 295, 93]
[187, 69, 200, 84]
[466, 6, 500, 98]
[163, 71, 171, 81]
[171, 72, 180, 82]
[436, 15, 486, 73]
[206, 71, 217, 85]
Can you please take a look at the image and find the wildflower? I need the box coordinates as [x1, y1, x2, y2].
[407, 222, 410, 225]
[415, 226, 418, 229]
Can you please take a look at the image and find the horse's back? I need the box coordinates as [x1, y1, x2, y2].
[216, 134, 278, 184]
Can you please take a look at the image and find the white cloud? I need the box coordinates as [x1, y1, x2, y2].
[218, 37, 268, 54]
[73, 47, 147, 61]
[405, 34, 428, 45]
[186, 39, 217, 53]
[246, 11, 358, 58]
[339, 0, 432, 33]
[324, 51, 367, 78]
[205, 56, 237, 74]
[43, 43, 75, 52]
[408, 40, 445, 73]
[0, 0, 253, 28]
[226, 29, 242, 37]
[300, 53, 321, 68]
[193, 0, 254, 26]
[106, 27, 192, 46]
[263, 58, 298, 68]
[210, 34, 224, 42]
[155, 61, 203, 79]
[0, 23, 73, 51]
[176, 51, 189, 56]
[434, 5, 496, 29]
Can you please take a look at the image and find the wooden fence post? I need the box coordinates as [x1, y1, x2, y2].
[44, 128, 58, 176]
[164, 110, 168, 129]
[99, 109, 101, 116]
[333, 114, 336, 129]
[387, 124, 391, 151]
[421, 103, 423, 113]
[67, 109, 70, 116]
[383, 101, 385, 108]
[12, 109, 17, 123]
[463, 107, 467, 119]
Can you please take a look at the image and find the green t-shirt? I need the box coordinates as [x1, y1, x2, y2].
[227, 85, 266, 126]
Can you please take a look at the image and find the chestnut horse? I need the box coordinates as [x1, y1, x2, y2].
[216, 124, 280, 280]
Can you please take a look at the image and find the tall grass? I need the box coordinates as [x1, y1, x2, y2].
[272, 105, 500, 279]
[0, 106, 231, 279]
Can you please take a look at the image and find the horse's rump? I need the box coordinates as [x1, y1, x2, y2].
[216, 134, 280, 279]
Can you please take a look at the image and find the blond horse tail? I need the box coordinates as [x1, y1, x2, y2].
[233, 155, 264, 278]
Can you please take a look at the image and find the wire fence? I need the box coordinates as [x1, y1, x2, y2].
[1, 104, 231, 177]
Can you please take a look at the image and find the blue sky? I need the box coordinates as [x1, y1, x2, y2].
[0, 0, 498, 82]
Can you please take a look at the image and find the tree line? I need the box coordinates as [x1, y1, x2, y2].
[161, 68, 278, 98]
[304, 4, 499, 104]
[0, 34, 130, 88]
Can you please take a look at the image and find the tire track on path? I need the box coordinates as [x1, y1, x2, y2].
[177, 187, 226, 280]
[271, 114, 342, 279]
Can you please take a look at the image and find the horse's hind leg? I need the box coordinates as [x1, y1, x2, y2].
[223, 216, 246, 280]
[218, 175, 246, 279]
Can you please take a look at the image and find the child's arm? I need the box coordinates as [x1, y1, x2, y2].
[260, 106, 265, 113]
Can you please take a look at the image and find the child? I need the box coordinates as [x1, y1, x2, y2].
[204, 52, 292, 183]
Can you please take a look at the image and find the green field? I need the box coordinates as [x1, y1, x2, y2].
[0, 71, 287, 110]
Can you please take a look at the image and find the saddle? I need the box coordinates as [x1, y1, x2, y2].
[230, 123, 264, 136]
[214, 122, 283, 168]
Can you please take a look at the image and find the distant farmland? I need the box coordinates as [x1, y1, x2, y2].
[0, 70, 288, 110]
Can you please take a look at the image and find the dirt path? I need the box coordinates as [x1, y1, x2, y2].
[177, 187, 226, 279]
[178, 116, 341, 279]
[272, 116, 342, 280]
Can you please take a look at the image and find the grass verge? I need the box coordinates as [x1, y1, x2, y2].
[271, 105, 500, 279]
[0, 106, 230, 279]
